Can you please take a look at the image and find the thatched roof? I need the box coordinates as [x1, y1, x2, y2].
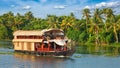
[12, 39, 43, 42]
[42, 29, 64, 35]
[13, 30, 43, 36]
[13, 29, 64, 36]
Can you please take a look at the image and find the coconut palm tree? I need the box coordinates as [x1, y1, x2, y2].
[82, 8, 91, 32]
[103, 8, 120, 43]
[86, 8, 103, 44]
[13, 13, 24, 30]
[47, 15, 59, 29]
[60, 14, 76, 33]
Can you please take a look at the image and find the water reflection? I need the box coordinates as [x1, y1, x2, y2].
[76, 45, 120, 57]
[1, 41, 120, 68]
[0, 41, 13, 49]
[14, 53, 75, 68]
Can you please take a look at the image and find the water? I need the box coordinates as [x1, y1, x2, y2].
[0, 42, 120, 68]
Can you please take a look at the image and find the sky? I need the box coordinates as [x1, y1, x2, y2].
[0, 0, 120, 19]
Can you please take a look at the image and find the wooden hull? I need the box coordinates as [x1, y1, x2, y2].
[14, 48, 75, 57]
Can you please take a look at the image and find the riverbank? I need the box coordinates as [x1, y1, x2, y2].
[0, 40, 13, 49]
[77, 42, 120, 47]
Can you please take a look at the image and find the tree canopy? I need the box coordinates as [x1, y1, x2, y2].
[0, 8, 120, 45]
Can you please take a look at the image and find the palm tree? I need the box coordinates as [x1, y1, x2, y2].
[92, 8, 103, 44]
[60, 16, 70, 32]
[0, 11, 14, 39]
[60, 14, 76, 32]
[2, 11, 14, 28]
[24, 11, 34, 20]
[82, 8, 91, 32]
[103, 8, 120, 43]
[0, 24, 8, 39]
[88, 18, 100, 44]
[85, 8, 103, 44]
[13, 13, 24, 30]
[47, 15, 59, 29]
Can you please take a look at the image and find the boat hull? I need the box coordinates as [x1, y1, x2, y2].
[14, 48, 75, 57]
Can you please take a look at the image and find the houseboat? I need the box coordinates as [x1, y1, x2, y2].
[12, 29, 75, 57]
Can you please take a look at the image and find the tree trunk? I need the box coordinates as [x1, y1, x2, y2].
[113, 24, 118, 43]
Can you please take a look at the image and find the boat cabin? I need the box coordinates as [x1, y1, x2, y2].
[12, 29, 68, 53]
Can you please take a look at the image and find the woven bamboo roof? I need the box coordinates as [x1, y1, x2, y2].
[42, 29, 64, 34]
[13, 30, 43, 36]
[13, 39, 43, 42]
[13, 29, 64, 36]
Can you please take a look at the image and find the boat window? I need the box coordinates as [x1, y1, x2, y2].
[16, 36, 42, 39]
[44, 43, 48, 48]
[35, 42, 42, 48]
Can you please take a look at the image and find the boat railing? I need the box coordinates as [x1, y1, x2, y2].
[37, 48, 49, 52]
[37, 48, 66, 52]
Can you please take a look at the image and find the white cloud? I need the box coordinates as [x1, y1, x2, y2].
[83, 1, 120, 9]
[84, 6, 90, 9]
[22, 5, 31, 10]
[82, 1, 120, 16]
[95, 1, 120, 8]
[95, 2, 106, 8]
[107, 2, 119, 7]
[53, 5, 67, 9]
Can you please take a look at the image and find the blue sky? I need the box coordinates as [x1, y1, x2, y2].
[0, 0, 120, 19]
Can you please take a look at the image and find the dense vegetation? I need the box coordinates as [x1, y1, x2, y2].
[0, 8, 120, 45]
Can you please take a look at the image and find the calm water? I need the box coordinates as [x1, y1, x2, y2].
[1, 42, 120, 68]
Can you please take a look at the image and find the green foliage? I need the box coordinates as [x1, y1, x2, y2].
[0, 8, 120, 46]
[106, 32, 115, 43]
[66, 28, 80, 41]
[78, 31, 88, 43]
[0, 25, 8, 39]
